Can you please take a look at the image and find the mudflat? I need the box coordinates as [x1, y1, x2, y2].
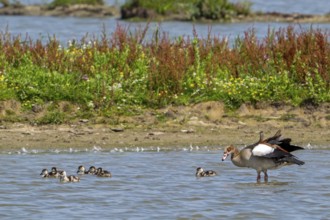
[1, 102, 329, 151]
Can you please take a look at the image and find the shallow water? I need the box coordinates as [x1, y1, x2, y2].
[1, 147, 329, 219]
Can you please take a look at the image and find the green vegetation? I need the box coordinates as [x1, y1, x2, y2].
[0, 0, 10, 7]
[0, 25, 329, 124]
[0, 0, 23, 7]
[48, 0, 104, 8]
[194, 0, 251, 20]
[121, 0, 251, 20]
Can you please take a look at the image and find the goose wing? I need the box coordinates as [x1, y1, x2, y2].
[247, 129, 304, 153]
[270, 137, 304, 152]
[252, 142, 304, 165]
[251, 143, 288, 158]
[244, 131, 265, 150]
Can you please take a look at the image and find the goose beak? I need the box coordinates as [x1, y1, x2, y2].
[222, 152, 228, 161]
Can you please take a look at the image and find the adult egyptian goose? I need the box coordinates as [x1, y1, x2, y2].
[222, 130, 305, 182]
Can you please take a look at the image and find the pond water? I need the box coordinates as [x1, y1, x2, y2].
[1, 0, 330, 44]
[0, 146, 329, 219]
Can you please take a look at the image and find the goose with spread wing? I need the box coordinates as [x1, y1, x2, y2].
[222, 130, 305, 182]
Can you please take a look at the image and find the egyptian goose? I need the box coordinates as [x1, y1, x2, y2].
[40, 169, 51, 178]
[77, 165, 89, 175]
[95, 167, 112, 177]
[222, 130, 305, 182]
[50, 167, 63, 178]
[59, 171, 80, 183]
[77, 165, 98, 175]
[196, 167, 217, 177]
[87, 166, 97, 174]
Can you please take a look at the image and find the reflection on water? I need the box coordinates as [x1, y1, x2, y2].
[0, 148, 329, 219]
[236, 181, 291, 187]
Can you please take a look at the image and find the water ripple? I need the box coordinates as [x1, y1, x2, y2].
[0, 148, 329, 219]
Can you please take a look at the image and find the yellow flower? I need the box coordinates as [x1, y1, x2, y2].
[90, 65, 95, 73]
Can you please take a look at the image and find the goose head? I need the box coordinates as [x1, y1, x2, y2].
[222, 145, 236, 161]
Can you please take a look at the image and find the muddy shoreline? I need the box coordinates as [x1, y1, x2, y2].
[1, 101, 329, 151]
[1, 122, 329, 152]
[1, 113, 329, 152]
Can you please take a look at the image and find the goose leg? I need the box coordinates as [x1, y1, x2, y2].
[257, 171, 261, 182]
[263, 170, 268, 182]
